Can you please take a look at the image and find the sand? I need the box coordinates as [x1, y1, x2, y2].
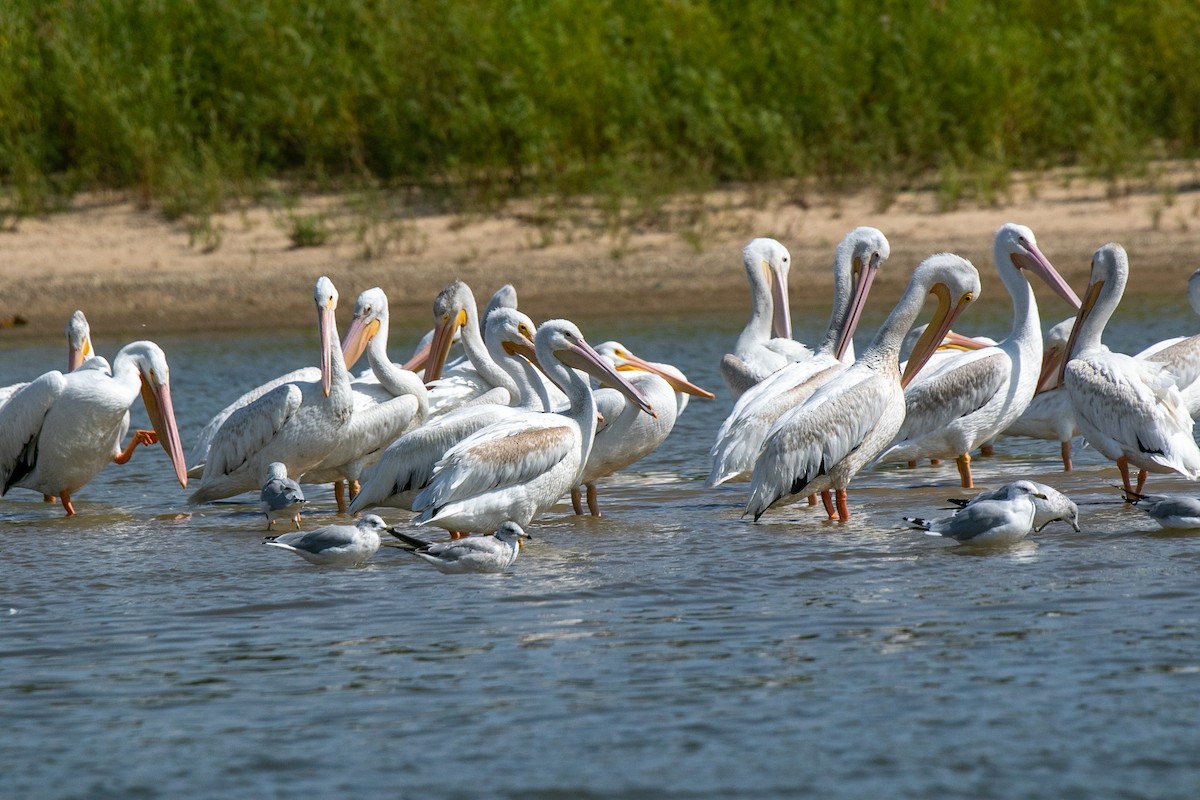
[3, 163, 1199, 341]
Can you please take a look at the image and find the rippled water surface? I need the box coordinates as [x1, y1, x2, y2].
[3, 297, 1200, 798]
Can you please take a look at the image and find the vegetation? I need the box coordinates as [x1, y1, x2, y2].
[1, 0, 1198, 229]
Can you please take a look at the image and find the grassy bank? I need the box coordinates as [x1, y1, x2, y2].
[2, 0, 1198, 230]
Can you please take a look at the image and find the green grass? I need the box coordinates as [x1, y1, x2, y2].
[1, 0, 1198, 225]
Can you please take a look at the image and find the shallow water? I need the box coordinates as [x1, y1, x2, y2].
[3, 296, 1200, 799]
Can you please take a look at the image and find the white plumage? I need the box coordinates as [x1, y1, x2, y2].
[389, 521, 531, 573]
[263, 514, 389, 566]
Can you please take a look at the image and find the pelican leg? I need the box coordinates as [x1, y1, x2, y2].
[571, 487, 584, 515]
[334, 481, 349, 514]
[449, 530, 467, 540]
[1136, 469, 1148, 494]
[586, 482, 601, 517]
[807, 494, 817, 506]
[266, 515, 275, 531]
[60, 492, 76, 517]
[292, 512, 302, 529]
[1117, 457, 1134, 499]
[980, 443, 995, 457]
[835, 489, 850, 522]
[113, 429, 157, 465]
[1061, 441, 1073, 472]
[930, 459, 942, 466]
[42, 494, 55, 503]
[906, 460, 917, 469]
[349, 480, 360, 500]
[820, 491, 835, 520]
[955, 453, 973, 489]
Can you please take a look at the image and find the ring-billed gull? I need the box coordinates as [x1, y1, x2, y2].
[1122, 489, 1200, 530]
[263, 514, 389, 566]
[947, 480, 1079, 532]
[904, 482, 1048, 544]
[389, 521, 531, 573]
[260, 462, 305, 530]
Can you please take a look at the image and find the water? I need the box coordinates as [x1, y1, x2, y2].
[3, 297, 1200, 799]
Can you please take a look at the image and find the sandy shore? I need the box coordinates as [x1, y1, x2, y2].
[3, 164, 1199, 341]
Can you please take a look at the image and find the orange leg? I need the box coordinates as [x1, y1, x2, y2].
[570, 487, 584, 515]
[820, 491, 835, 519]
[835, 489, 850, 522]
[334, 481, 349, 514]
[955, 453, 973, 489]
[42, 494, 55, 503]
[1061, 441, 1073, 472]
[60, 492, 76, 517]
[114, 430, 157, 465]
[906, 460, 917, 469]
[1136, 469, 1148, 494]
[930, 459, 942, 466]
[1117, 456, 1134, 499]
[980, 443, 995, 457]
[449, 530, 468, 540]
[349, 480, 360, 500]
[586, 483, 601, 517]
[807, 494, 817, 506]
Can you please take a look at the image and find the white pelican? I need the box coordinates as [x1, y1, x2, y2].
[389, 521, 531, 573]
[708, 227, 889, 486]
[263, 514, 389, 566]
[260, 461, 306, 530]
[721, 238, 811, 399]
[412, 319, 653, 534]
[300, 287, 429, 511]
[572, 341, 714, 516]
[188, 277, 354, 505]
[347, 308, 548, 516]
[874, 223, 1081, 488]
[904, 482, 1047, 544]
[1134, 268, 1200, 417]
[1064, 243, 1200, 496]
[947, 480, 1080, 532]
[0, 340, 188, 515]
[1000, 317, 1080, 470]
[746, 253, 981, 522]
[1, 310, 96, 408]
[1122, 489, 1200, 529]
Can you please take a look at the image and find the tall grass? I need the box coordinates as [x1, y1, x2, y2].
[1, 0, 1198, 220]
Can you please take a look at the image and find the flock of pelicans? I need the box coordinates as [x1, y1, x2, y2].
[4, 221, 1200, 571]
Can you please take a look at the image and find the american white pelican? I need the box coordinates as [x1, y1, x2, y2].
[1064, 243, 1200, 495]
[1122, 489, 1200, 529]
[721, 238, 811, 399]
[875, 224, 1081, 488]
[947, 480, 1080, 532]
[745, 253, 981, 522]
[708, 227, 889, 486]
[393, 283, 514, 376]
[903, 482, 1047, 544]
[412, 319, 653, 534]
[389, 520, 531, 573]
[1, 310, 96, 408]
[263, 514, 389, 566]
[188, 277, 354, 505]
[572, 341, 713, 516]
[1000, 317, 1080, 470]
[0, 340, 188, 515]
[260, 461, 306, 530]
[1134, 268, 1200, 417]
[301, 287, 429, 511]
[347, 308, 548, 516]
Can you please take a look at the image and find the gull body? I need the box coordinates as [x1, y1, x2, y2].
[390, 521, 531, 573]
[709, 227, 888, 485]
[263, 514, 389, 566]
[746, 253, 981, 522]
[1122, 489, 1200, 529]
[947, 480, 1079, 532]
[260, 461, 306, 530]
[904, 483, 1047, 544]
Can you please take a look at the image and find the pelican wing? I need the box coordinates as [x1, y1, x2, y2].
[202, 383, 303, 479]
[892, 350, 1008, 444]
[0, 372, 67, 495]
[414, 417, 575, 512]
[593, 388, 627, 436]
[1144, 335, 1200, 389]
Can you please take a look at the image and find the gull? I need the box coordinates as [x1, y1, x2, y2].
[260, 462, 306, 530]
[904, 482, 1048, 544]
[1121, 489, 1200, 530]
[389, 521, 531, 573]
[947, 480, 1080, 532]
[262, 514, 390, 566]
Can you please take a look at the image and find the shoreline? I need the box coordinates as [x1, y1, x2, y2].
[3, 165, 1199, 342]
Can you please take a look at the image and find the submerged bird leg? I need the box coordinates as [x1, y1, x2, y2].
[42, 494, 55, 503]
[60, 492, 76, 517]
[266, 515, 275, 531]
[571, 487, 584, 515]
[292, 512, 302, 529]
[1117, 457, 1134, 500]
[980, 443, 995, 457]
[586, 482, 601, 517]
[449, 530, 468, 540]
[349, 480, 360, 500]
[114, 430, 157, 465]
[835, 489, 850, 522]
[930, 459, 942, 466]
[334, 481, 349, 514]
[906, 460, 917, 469]
[807, 494, 817, 506]
[1061, 441, 1073, 472]
[1136, 469, 1148, 495]
[820, 491, 835, 520]
[955, 453, 973, 489]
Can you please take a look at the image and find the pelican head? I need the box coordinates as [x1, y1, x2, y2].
[1061, 243, 1128, 380]
[536, 320, 655, 417]
[314, 277, 340, 397]
[66, 310, 92, 372]
[487, 307, 539, 364]
[899, 254, 982, 388]
[494, 520, 533, 545]
[484, 284, 519, 321]
[425, 280, 475, 383]
[834, 227, 890, 361]
[342, 287, 389, 370]
[595, 341, 715, 399]
[120, 340, 188, 489]
[995, 223, 1082, 310]
[744, 238, 792, 340]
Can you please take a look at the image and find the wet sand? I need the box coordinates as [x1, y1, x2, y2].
[3, 164, 1199, 340]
